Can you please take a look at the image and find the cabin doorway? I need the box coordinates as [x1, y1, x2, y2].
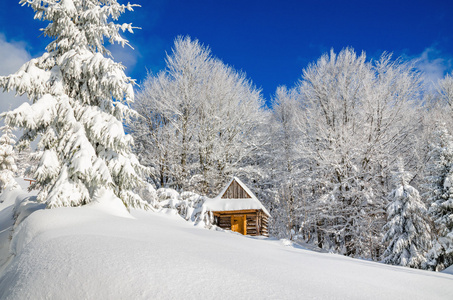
[231, 215, 247, 235]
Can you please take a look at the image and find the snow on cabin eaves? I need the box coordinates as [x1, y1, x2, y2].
[203, 177, 271, 216]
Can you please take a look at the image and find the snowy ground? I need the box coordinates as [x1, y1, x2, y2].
[0, 187, 452, 299]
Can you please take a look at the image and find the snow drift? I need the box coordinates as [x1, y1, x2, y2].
[0, 186, 452, 299]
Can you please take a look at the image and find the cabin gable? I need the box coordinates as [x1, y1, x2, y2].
[222, 179, 251, 199]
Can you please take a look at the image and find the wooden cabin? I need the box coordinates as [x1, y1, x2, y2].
[203, 177, 270, 236]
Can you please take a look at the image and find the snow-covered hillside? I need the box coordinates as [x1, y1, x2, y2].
[0, 187, 452, 300]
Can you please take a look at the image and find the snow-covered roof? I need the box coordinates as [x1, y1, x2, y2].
[203, 177, 270, 216]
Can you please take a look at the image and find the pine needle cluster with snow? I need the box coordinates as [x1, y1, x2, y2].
[0, 0, 148, 209]
[0, 124, 19, 192]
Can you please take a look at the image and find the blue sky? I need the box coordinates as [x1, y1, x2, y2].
[0, 0, 452, 109]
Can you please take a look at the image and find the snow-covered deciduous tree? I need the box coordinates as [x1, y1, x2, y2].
[437, 73, 453, 108]
[268, 86, 307, 238]
[266, 48, 423, 259]
[420, 73, 453, 143]
[0, 0, 148, 209]
[382, 161, 431, 268]
[295, 49, 421, 257]
[422, 124, 453, 271]
[0, 124, 19, 192]
[132, 36, 266, 196]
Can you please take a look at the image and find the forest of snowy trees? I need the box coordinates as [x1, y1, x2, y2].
[130, 37, 453, 270]
[0, 0, 452, 273]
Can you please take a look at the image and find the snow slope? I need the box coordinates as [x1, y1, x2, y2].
[0, 190, 452, 299]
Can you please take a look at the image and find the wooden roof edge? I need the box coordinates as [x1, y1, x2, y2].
[211, 208, 270, 217]
[216, 177, 235, 199]
[213, 209, 259, 214]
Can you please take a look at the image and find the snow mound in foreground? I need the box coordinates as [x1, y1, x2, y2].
[0, 189, 452, 299]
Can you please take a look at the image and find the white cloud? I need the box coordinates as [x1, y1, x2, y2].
[107, 43, 139, 74]
[0, 34, 31, 115]
[412, 47, 452, 90]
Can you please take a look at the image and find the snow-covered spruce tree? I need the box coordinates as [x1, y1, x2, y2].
[382, 161, 431, 268]
[0, 124, 19, 192]
[422, 124, 453, 209]
[423, 124, 453, 271]
[0, 0, 148, 209]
